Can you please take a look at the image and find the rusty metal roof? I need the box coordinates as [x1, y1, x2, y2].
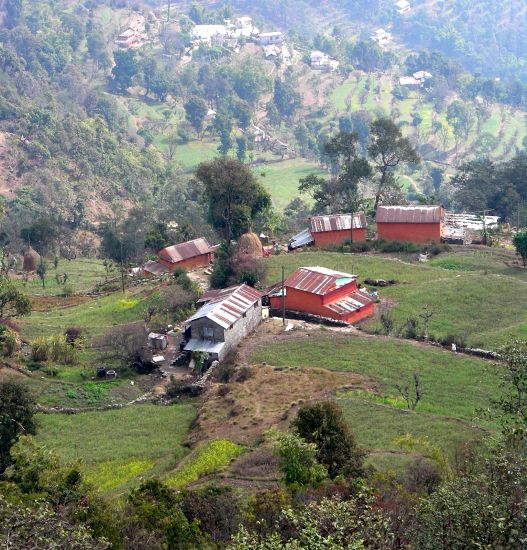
[143, 260, 169, 275]
[185, 284, 262, 329]
[325, 289, 374, 316]
[310, 212, 367, 233]
[376, 205, 443, 224]
[158, 238, 212, 264]
[285, 266, 355, 295]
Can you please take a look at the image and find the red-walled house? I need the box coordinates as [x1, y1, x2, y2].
[268, 266, 375, 324]
[376, 205, 444, 243]
[157, 238, 214, 271]
[310, 212, 367, 247]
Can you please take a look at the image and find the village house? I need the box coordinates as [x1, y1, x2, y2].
[310, 51, 340, 72]
[143, 238, 214, 276]
[399, 71, 433, 88]
[259, 31, 283, 45]
[395, 0, 411, 15]
[310, 212, 368, 247]
[116, 29, 143, 48]
[183, 284, 263, 362]
[158, 238, 214, 271]
[376, 205, 445, 243]
[371, 28, 392, 46]
[267, 267, 375, 324]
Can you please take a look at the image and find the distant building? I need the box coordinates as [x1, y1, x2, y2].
[395, 0, 411, 14]
[157, 238, 214, 271]
[267, 266, 375, 324]
[259, 31, 283, 45]
[310, 50, 339, 71]
[376, 205, 445, 243]
[371, 28, 392, 46]
[310, 212, 367, 247]
[116, 29, 142, 48]
[183, 284, 263, 362]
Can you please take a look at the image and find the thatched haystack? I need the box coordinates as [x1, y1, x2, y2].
[23, 246, 40, 272]
[237, 232, 263, 258]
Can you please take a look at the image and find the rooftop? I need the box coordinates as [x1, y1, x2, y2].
[158, 238, 212, 264]
[376, 205, 443, 224]
[285, 266, 356, 295]
[185, 284, 262, 329]
[310, 212, 367, 233]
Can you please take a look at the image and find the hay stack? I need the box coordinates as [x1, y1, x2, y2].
[23, 246, 40, 272]
[238, 232, 263, 258]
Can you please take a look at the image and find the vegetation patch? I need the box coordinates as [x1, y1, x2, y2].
[166, 439, 244, 488]
[85, 458, 155, 492]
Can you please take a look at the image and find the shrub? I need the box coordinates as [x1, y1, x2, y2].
[440, 333, 467, 349]
[64, 327, 83, 346]
[0, 324, 18, 357]
[31, 334, 78, 364]
[61, 284, 74, 297]
[292, 401, 364, 479]
[236, 366, 253, 383]
[213, 363, 235, 383]
[374, 239, 421, 254]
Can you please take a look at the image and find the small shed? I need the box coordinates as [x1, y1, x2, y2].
[149, 332, 168, 351]
[376, 205, 444, 243]
[158, 238, 214, 271]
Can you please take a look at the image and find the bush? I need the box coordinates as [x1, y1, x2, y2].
[440, 333, 467, 349]
[0, 324, 18, 357]
[31, 334, 78, 364]
[236, 366, 253, 382]
[61, 284, 74, 297]
[64, 327, 83, 346]
[213, 363, 235, 383]
[423, 243, 450, 257]
[374, 239, 421, 254]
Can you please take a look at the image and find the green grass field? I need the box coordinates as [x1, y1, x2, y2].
[255, 158, 322, 210]
[19, 289, 151, 341]
[36, 403, 196, 493]
[20, 258, 108, 297]
[264, 248, 527, 347]
[250, 332, 497, 469]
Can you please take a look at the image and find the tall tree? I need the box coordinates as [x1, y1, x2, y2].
[112, 50, 139, 93]
[184, 96, 208, 138]
[299, 131, 370, 214]
[368, 118, 420, 210]
[292, 401, 364, 478]
[196, 158, 271, 243]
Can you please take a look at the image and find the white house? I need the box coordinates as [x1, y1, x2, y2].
[395, 0, 411, 15]
[371, 28, 392, 46]
[191, 24, 228, 45]
[413, 70, 433, 82]
[399, 76, 419, 87]
[310, 50, 339, 71]
[259, 31, 283, 45]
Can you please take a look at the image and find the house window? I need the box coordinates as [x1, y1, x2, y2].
[243, 312, 247, 318]
[203, 326, 213, 339]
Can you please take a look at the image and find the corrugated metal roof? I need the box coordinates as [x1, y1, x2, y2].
[285, 266, 355, 295]
[143, 260, 169, 275]
[158, 238, 212, 264]
[185, 284, 262, 329]
[376, 205, 443, 224]
[184, 338, 225, 354]
[325, 290, 374, 316]
[310, 212, 367, 233]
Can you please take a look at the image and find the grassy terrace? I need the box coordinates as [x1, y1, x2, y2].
[265, 248, 527, 348]
[36, 403, 196, 494]
[250, 332, 498, 470]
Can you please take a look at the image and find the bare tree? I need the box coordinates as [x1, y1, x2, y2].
[396, 373, 423, 410]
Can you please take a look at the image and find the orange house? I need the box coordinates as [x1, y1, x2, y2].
[268, 266, 375, 324]
[157, 238, 214, 271]
[376, 205, 444, 243]
[310, 212, 367, 247]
